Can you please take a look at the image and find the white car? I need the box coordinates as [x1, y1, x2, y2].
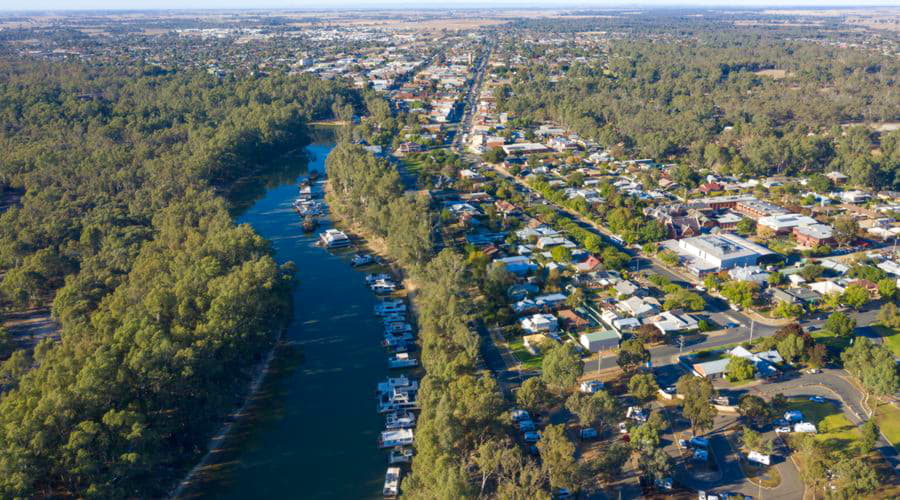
[775, 426, 792, 434]
[618, 421, 628, 434]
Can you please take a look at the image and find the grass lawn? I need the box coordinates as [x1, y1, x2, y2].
[810, 328, 851, 352]
[874, 403, 900, 452]
[870, 325, 900, 358]
[785, 398, 862, 452]
[508, 338, 544, 370]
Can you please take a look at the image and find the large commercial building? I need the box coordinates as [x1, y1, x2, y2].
[662, 233, 775, 276]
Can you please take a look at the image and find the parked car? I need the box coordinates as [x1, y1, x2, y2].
[678, 439, 689, 448]
[618, 421, 629, 434]
[523, 431, 541, 443]
[725, 322, 740, 329]
[580, 428, 598, 440]
[775, 426, 792, 434]
[806, 368, 822, 374]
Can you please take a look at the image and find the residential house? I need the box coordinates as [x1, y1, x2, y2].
[520, 313, 559, 334]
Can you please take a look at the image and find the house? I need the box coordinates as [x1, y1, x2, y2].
[699, 182, 724, 194]
[772, 287, 821, 305]
[728, 265, 770, 284]
[617, 296, 659, 318]
[574, 254, 602, 273]
[691, 358, 730, 378]
[520, 313, 558, 334]
[614, 280, 640, 297]
[808, 280, 845, 296]
[579, 330, 621, 352]
[649, 311, 699, 334]
[729, 346, 781, 378]
[557, 309, 590, 331]
[825, 171, 848, 185]
[495, 256, 537, 276]
[842, 190, 871, 204]
[793, 224, 835, 247]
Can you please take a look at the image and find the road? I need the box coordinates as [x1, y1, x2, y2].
[452, 38, 493, 153]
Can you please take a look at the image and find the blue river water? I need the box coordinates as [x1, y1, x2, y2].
[194, 136, 387, 499]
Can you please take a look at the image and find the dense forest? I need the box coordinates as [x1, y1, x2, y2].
[0, 61, 360, 496]
[497, 37, 900, 188]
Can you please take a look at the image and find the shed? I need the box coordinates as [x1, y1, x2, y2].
[579, 330, 620, 353]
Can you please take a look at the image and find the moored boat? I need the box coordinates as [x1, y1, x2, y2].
[383, 467, 401, 498]
[319, 229, 351, 248]
[388, 352, 418, 369]
[302, 216, 317, 232]
[388, 447, 413, 465]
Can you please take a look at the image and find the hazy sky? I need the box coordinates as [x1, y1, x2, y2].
[5, 0, 900, 11]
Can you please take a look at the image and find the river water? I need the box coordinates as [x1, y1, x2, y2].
[193, 133, 387, 499]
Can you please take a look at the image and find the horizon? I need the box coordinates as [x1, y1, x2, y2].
[3, 1, 899, 13]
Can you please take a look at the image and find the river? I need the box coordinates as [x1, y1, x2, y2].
[191, 132, 388, 499]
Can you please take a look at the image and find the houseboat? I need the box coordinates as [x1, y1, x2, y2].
[388, 448, 413, 465]
[383, 333, 415, 347]
[385, 410, 417, 429]
[381, 313, 406, 325]
[384, 322, 413, 334]
[350, 253, 374, 267]
[374, 299, 405, 315]
[383, 467, 401, 498]
[377, 376, 416, 395]
[366, 273, 394, 285]
[380, 429, 414, 448]
[319, 229, 351, 249]
[298, 185, 313, 200]
[371, 280, 397, 294]
[388, 352, 418, 369]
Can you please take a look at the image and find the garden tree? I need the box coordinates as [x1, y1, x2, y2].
[807, 344, 828, 369]
[720, 280, 758, 309]
[471, 438, 528, 496]
[516, 377, 551, 415]
[841, 338, 899, 398]
[768, 271, 785, 287]
[601, 247, 630, 270]
[482, 146, 507, 164]
[676, 374, 716, 435]
[777, 333, 806, 363]
[798, 263, 825, 282]
[832, 216, 859, 246]
[771, 393, 788, 414]
[807, 174, 832, 193]
[738, 395, 771, 429]
[590, 390, 621, 428]
[550, 245, 572, 263]
[584, 441, 631, 482]
[663, 289, 705, 311]
[703, 274, 722, 291]
[637, 447, 672, 483]
[847, 264, 886, 282]
[627, 373, 660, 402]
[822, 292, 843, 311]
[565, 392, 603, 427]
[859, 420, 880, 454]
[841, 283, 870, 310]
[736, 217, 755, 236]
[617, 339, 650, 373]
[537, 424, 577, 490]
[877, 302, 900, 329]
[772, 300, 803, 319]
[877, 278, 897, 301]
[825, 311, 857, 338]
[634, 323, 664, 344]
[494, 461, 550, 500]
[629, 419, 661, 451]
[565, 287, 584, 309]
[541, 343, 583, 392]
[833, 457, 879, 499]
[726, 356, 755, 382]
[796, 436, 830, 494]
[658, 250, 679, 267]
[741, 427, 773, 454]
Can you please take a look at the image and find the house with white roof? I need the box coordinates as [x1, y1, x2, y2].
[617, 296, 659, 318]
[520, 313, 558, 334]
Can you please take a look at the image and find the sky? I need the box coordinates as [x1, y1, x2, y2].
[4, 0, 899, 11]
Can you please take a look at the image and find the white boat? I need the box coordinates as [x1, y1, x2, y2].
[377, 376, 416, 395]
[385, 410, 417, 429]
[389, 353, 419, 369]
[319, 229, 351, 248]
[366, 273, 394, 285]
[371, 281, 397, 294]
[380, 429, 414, 448]
[383, 467, 401, 498]
[298, 185, 313, 200]
[388, 448, 414, 464]
[351, 253, 375, 267]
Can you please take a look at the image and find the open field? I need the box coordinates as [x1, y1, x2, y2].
[874, 403, 900, 452]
